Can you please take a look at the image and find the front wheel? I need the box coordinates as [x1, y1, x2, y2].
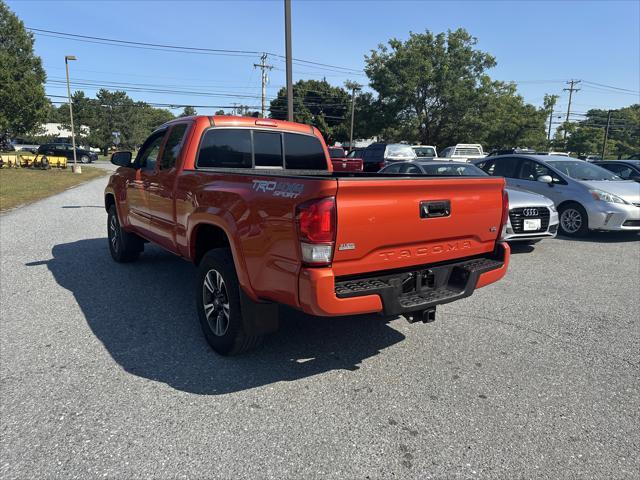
[559, 203, 589, 237]
[107, 205, 143, 262]
[196, 249, 262, 356]
[79, 155, 90, 164]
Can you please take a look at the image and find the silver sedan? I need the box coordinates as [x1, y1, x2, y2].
[473, 155, 640, 236]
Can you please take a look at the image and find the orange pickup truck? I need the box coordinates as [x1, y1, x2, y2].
[105, 116, 510, 355]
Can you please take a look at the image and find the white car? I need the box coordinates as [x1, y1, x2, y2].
[439, 144, 486, 162]
[411, 145, 438, 159]
[503, 187, 559, 243]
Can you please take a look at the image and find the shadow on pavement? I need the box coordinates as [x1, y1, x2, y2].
[558, 231, 640, 243]
[28, 239, 404, 395]
[506, 243, 536, 254]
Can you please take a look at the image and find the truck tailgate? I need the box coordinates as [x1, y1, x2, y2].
[332, 177, 505, 276]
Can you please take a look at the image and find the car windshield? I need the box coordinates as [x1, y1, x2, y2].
[420, 163, 487, 176]
[328, 147, 345, 158]
[412, 146, 436, 157]
[386, 144, 416, 158]
[548, 160, 622, 181]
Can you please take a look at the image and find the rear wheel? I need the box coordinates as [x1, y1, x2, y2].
[196, 249, 262, 356]
[559, 203, 589, 237]
[107, 205, 143, 262]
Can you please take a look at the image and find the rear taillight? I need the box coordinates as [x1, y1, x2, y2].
[296, 197, 336, 265]
[499, 188, 509, 239]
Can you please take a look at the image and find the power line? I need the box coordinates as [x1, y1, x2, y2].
[28, 27, 364, 75]
[582, 80, 640, 94]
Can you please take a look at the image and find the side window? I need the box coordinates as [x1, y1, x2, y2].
[254, 131, 283, 168]
[604, 164, 632, 179]
[283, 133, 326, 170]
[400, 163, 421, 174]
[160, 124, 189, 170]
[137, 130, 166, 171]
[518, 159, 552, 181]
[383, 163, 401, 173]
[492, 158, 519, 178]
[197, 129, 252, 168]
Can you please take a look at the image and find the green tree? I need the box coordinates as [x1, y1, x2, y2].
[566, 126, 602, 156]
[214, 109, 226, 115]
[269, 79, 350, 143]
[0, 1, 48, 139]
[179, 106, 197, 117]
[364, 28, 550, 149]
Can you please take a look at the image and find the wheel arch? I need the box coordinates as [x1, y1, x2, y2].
[190, 221, 257, 301]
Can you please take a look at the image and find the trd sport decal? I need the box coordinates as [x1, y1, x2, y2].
[252, 180, 304, 199]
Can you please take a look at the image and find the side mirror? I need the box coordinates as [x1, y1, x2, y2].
[537, 175, 553, 184]
[111, 151, 133, 168]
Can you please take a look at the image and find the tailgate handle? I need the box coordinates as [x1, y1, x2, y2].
[420, 200, 451, 218]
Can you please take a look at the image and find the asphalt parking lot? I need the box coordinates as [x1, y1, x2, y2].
[1, 175, 638, 479]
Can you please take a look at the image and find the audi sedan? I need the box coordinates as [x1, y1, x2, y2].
[473, 155, 640, 236]
[379, 161, 559, 244]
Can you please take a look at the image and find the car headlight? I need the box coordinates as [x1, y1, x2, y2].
[589, 189, 629, 205]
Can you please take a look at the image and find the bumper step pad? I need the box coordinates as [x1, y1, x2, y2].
[334, 255, 504, 316]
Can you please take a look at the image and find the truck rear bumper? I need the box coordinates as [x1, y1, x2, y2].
[298, 242, 510, 317]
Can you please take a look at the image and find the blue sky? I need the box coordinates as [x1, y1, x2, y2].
[8, 0, 640, 123]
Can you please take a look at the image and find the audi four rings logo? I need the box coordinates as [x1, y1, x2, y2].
[523, 208, 539, 217]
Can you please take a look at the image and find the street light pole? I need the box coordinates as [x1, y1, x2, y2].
[348, 84, 361, 150]
[65, 55, 80, 174]
[284, 0, 293, 122]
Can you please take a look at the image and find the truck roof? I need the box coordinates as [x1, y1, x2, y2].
[161, 115, 316, 135]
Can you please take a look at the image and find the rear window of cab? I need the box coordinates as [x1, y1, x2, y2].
[197, 128, 326, 170]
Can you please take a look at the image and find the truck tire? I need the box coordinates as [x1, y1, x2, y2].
[196, 248, 262, 356]
[559, 202, 589, 237]
[107, 205, 143, 262]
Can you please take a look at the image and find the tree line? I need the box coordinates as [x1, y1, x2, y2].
[1, 0, 637, 157]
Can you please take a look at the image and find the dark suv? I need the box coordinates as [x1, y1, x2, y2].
[347, 143, 417, 172]
[37, 143, 98, 163]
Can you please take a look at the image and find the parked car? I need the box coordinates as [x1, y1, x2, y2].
[379, 161, 559, 244]
[593, 160, 640, 182]
[37, 143, 98, 163]
[356, 142, 416, 172]
[105, 115, 510, 355]
[534, 151, 570, 157]
[411, 145, 438, 159]
[328, 146, 363, 172]
[439, 144, 486, 162]
[487, 148, 536, 157]
[473, 154, 640, 236]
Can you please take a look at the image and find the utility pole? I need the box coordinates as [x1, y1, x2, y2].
[600, 109, 612, 160]
[563, 79, 581, 140]
[254, 53, 274, 118]
[65, 55, 80, 174]
[284, 0, 293, 121]
[547, 107, 554, 141]
[346, 82, 361, 150]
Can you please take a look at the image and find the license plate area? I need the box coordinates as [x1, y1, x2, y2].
[401, 269, 436, 294]
[523, 218, 542, 231]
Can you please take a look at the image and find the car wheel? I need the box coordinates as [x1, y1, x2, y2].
[80, 155, 90, 164]
[196, 248, 262, 356]
[559, 203, 589, 237]
[107, 205, 143, 262]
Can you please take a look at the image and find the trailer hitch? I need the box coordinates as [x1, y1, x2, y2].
[405, 307, 436, 324]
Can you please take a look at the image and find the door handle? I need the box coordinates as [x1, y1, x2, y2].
[420, 200, 451, 218]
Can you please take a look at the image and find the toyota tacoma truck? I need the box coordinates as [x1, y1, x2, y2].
[105, 116, 510, 355]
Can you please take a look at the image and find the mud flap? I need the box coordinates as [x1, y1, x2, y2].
[239, 289, 279, 336]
